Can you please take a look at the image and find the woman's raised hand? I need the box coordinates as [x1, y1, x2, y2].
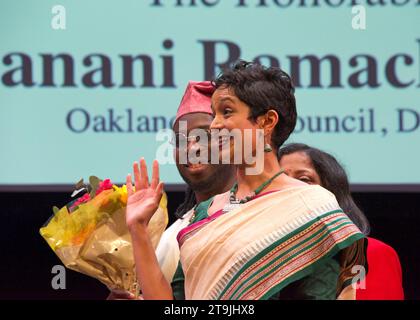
[125, 158, 164, 230]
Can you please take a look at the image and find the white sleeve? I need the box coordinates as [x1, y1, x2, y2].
[155, 209, 194, 282]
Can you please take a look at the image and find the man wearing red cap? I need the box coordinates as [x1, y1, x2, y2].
[157, 81, 235, 282]
[108, 81, 235, 299]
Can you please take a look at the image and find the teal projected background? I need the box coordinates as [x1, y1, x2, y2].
[0, 0, 419, 189]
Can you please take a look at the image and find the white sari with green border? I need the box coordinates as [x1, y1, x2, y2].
[176, 185, 365, 300]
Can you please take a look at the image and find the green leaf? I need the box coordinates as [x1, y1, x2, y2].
[89, 175, 102, 198]
[89, 175, 101, 188]
[75, 178, 84, 190]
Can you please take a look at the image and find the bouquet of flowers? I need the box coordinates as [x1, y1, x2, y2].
[39, 176, 168, 296]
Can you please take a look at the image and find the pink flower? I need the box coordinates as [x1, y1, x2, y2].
[96, 179, 113, 195]
[70, 193, 91, 211]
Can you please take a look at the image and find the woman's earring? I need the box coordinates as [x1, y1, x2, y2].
[264, 143, 273, 153]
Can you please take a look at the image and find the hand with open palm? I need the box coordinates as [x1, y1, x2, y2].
[125, 158, 164, 231]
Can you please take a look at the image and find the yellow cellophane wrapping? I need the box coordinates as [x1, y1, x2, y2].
[39, 185, 168, 296]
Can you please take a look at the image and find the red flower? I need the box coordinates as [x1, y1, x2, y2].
[96, 179, 113, 195]
[70, 193, 91, 211]
[68, 178, 113, 213]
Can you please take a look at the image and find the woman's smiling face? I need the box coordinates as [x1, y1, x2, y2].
[210, 86, 264, 164]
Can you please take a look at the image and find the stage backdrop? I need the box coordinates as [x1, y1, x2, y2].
[1, 0, 419, 190]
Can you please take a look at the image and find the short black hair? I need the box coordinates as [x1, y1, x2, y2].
[278, 143, 370, 235]
[213, 60, 297, 151]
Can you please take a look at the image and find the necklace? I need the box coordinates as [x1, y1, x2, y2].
[188, 205, 198, 223]
[223, 169, 284, 213]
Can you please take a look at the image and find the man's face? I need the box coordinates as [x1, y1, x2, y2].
[173, 112, 227, 191]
